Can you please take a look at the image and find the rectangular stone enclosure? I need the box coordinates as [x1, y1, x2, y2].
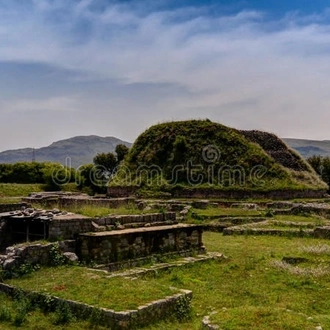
[77, 224, 203, 264]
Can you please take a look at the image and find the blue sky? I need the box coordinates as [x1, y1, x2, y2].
[1, 0, 330, 153]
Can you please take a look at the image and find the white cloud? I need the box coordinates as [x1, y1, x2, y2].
[1, 0, 330, 150]
[1, 96, 80, 114]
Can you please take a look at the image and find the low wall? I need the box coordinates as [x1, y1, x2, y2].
[49, 212, 176, 240]
[58, 197, 136, 209]
[0, 283, 192, 329]
[0, 203, 29, 213]
[0, 240, 76, 269]
[77, 224, 203, 264]
[21, 196, 136, 209]
[107, 186, 139, 197]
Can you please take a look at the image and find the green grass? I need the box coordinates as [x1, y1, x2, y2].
[5, 266, 180, 311]
[209, 306, 319, 330]
[273, 214, 325, 223]
[4, 233, 330, 329]
[0, 292, 107, 330]
[0, 183, 44, 199]
[145, 233, 330, 329]
[190, 207, 262, 217]
[61, 204, 162, 218]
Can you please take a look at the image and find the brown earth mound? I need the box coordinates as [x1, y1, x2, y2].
[240, 130, 310, 172]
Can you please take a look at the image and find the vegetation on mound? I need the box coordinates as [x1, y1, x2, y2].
[112, 120, 326, 192]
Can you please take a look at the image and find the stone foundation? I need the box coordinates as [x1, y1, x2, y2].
[49, 212, 176, 240]
[77, 224, 203, 264]
[0, 282, 192, 329]
[22, 193, 135, 209]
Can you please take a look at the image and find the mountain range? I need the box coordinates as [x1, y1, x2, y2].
[283, 138, 330, 158]
[0, 135, 329, 168]
[0, 136, 132, 168]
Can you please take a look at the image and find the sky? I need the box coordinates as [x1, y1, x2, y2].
[1, 0, 330, 152]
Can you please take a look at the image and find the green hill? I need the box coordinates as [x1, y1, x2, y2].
[0, 136, 132, 168]
[112, 120, 326, 194]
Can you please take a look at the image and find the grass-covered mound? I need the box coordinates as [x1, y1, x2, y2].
[112, 120, 326, 194]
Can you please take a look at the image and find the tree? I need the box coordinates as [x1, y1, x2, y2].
[93, 152, 117, 173]
[115, 144, 129, 163]
[307, 155, 330, 192]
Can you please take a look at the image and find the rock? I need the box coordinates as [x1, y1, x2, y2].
[91, 221, 106, 232]
[3, 258, 19, 270]
[137, 201, 146, 210]
[63, 252, 79, 263]
[180, 209, 189, 217]
[282, 257, 308, 265]
[192, 200, 209, 209]
[314, 227, 330, 239]
[201, 315, 219, 329]
[116, 224, 125, 230]
[144, 206, 152, 211]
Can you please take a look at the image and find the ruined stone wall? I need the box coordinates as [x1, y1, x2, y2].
[0, 203, 29, 213]
[0, 282, 192, 330]
[21, 196, 135, 209]
[49, 217, 93, 240]
[48, 212, 176, 240]
[58, 197, 135, 208]
[0, 240, 76, 269]
[107, 186, 139, 197]
[77, 224, 203, 264]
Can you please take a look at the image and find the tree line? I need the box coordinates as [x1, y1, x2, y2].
[1, 146, 329, 194]
[0, 144, 129, 194]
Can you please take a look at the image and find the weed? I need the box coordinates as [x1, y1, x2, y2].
[49, 243, 65, 266]
[52, 301, 75, 325]
[0, 305, 12, 322]
[175, 295, 192, 322]
[264, 208, 274, 217]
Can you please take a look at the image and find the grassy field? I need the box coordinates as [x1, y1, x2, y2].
[62, 204, 162, 218]
[0, 292, 108, 330]
[3, 232, 330, 329]
[4, 267, 180, 311]
[0, 183, 45, 204]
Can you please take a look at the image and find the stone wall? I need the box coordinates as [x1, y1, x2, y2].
[48, 212, 176, 240]
[0, 282, 192, 329]
[58, 197, 136, 209]
[21, 195, 136, 209]
[0, 203, 29, 213]
[77, 224, 203, 264]
[107, 186, 139, 197]
[0, 240, 76, 269]
[49, 217, 93, 240]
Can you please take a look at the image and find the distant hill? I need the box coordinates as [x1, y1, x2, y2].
[0, 136, 132, 168]
[283, 138, 330, 158]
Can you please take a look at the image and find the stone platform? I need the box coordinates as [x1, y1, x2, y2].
[77, 224, 203, 264]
